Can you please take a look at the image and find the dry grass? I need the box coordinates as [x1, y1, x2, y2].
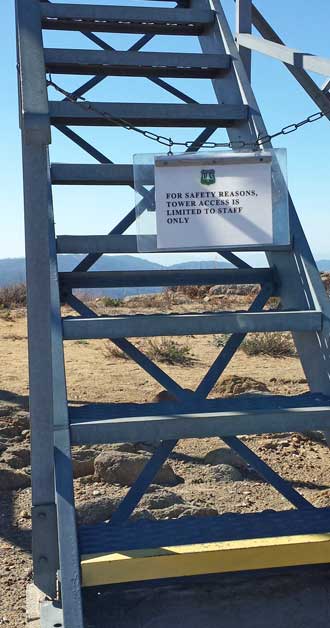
[242, 333, 297, 358]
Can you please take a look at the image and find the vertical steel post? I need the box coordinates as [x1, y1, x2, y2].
[236, 0, 252, 80]
[16, 3, 85, 622]
[207, 0, 330, 423]
[15, 0, 58, 598]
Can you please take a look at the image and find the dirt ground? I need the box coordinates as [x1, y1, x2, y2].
[1, 294, 330, 626]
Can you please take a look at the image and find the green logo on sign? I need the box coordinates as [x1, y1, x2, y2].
[200, 169, 216, 186]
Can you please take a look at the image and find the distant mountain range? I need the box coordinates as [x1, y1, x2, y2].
[1, 255, 329, 298]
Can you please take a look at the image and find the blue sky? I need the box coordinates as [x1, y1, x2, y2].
[1, 0, 330, 265]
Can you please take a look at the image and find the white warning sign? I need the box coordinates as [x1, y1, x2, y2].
[154, 153, 273, 249]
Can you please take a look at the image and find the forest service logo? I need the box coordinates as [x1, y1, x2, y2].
[200, 168, 216, 186]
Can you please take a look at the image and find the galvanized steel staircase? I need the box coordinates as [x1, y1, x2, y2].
[15, 0, 330, 626]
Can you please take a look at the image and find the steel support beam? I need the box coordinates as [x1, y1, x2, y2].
[250, 3, 330, 120]
[236, 0, 252, 80]
[16, 0, 57, 597]
[217, 0, 330, 441]
[237, 33, 330, 78]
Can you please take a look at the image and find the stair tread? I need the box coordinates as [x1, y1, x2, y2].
[56, 234, 293, 255]
[78, 507, 330, 555]
[49, 102, 249, 127]
[71, 392, 330, 421]
[62, 310, 322, 340]
[51, 163, 135, 185]
[59, 267, 274, 289]
[69, 393, 330, 444]
[41, 4, 214, 34]
[45, 49, 230, 78]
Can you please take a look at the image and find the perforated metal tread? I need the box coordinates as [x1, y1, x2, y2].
[78, 508, 330, 556]
[70, 392, 330, 444]
[71, 392, 330, 421]
[40, 4, 214, 35]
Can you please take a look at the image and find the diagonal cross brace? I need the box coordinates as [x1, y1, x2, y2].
[56, 125, 216, 274]
[49, 24, 226, 273]
[65, 294, 190, 401]
[103, 282, 313, 523]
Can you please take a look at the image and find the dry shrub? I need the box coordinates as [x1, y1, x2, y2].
[166, 285, 212, 300]
[0, 284, 26, 309]
[102, 296, 122, 307]
[103, 340, 130, 360]
[242, 333, 296, 357]
[213, 334, 230, 348]
[147, 338, 194, 365]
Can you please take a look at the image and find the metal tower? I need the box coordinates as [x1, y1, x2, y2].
[15, 0, 330, 626]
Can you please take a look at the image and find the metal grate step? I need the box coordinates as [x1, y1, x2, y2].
[51, 163, 136, 186]
[49, 101, 249, 127]
[59, 267, 274, 289]
[62, 310, 321, 341]
[79, 508, 330, 555]
[41, 4, 214, 35]
[78, 508, 330, 587]
[44, 49, 230, 78]
[69, 393, 330, 445]
[56, 234, 293, 255]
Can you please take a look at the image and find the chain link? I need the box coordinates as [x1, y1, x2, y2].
[47, 76, 330, 152]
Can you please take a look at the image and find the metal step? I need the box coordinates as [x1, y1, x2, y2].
[62, 310, 321, 340]
[69, 393, 330, 445]
[56, 234, 293, 255]
[49, 102, 249, 127]
[41, 4, 214, 35]
[59, 268, 274, 289]
[79, 508, 330, 555]
[51, 163, 136, 186]
[45, 49, 230, 78]
[79, 508, 330, 587]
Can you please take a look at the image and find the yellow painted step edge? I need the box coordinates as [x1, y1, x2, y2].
[81, 532, 330, 587]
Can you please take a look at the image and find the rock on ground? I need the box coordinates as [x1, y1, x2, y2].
[94, 450, 182, 487]
[0, 465, 30, 490]
[72, 448, 99, 478]
[209, 464, 244, 482]
[141, 490, 184, 511]
[76, 496, 121, 525]
[215, 375, 270, 396]
[2, 446, 30, 469]
[204, 447, 246, 469]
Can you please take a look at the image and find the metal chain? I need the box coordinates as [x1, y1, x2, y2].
[47, 75, 330, 152]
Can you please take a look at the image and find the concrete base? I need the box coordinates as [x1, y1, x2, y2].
[83, 566, 330, 628]
[26, 584, 47, 627]
[26, 585, 63, 628]
[27, 566, 330, 627]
